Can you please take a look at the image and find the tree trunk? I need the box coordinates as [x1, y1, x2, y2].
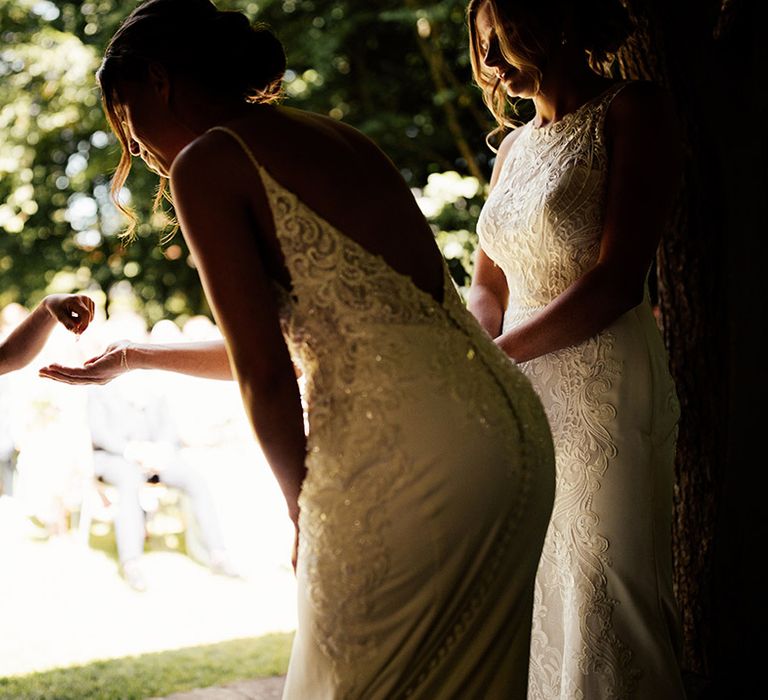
[618, 0, 765, 693]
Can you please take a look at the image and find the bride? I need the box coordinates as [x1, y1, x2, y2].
[43, 0, 555, 696]
[467, 0, 685, 697]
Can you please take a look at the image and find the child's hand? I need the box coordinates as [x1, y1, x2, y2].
[43, 294, 95, 335]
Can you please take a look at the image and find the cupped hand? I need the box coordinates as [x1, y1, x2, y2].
[44, 294, 95, 335]
[39, 340, 132, 385]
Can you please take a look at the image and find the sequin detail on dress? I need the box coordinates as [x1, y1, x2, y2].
[209, 126, 555, 699]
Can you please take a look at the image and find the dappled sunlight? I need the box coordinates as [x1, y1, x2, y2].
[412, 170, 481, 219]
[0, 0, 492, 688]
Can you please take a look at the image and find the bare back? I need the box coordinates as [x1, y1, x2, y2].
[206, 106, 446, 303]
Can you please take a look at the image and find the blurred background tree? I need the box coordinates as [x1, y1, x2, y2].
[0, 0, 494, 323]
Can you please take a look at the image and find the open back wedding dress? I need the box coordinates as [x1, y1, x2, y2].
[212, 126, 555, 699]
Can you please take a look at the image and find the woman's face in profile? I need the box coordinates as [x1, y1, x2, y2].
[118, 79, 177, 178]
[474, 1, 538, 98]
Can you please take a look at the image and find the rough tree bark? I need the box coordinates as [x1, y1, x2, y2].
[617, 0, 764, 694]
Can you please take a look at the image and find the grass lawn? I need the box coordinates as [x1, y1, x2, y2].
[0, 633, 293, 700]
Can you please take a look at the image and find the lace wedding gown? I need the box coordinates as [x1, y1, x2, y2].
[477, 84, 685, 699]
[211, 126, 555, 698]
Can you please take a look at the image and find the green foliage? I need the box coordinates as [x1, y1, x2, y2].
[0, 0, 496, 320]
[0, 633, 293, 699]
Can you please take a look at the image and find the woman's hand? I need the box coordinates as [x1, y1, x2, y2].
[39, 340, 132, 385]
[43, 294, 95, 335]
[1, 293, 94, 376]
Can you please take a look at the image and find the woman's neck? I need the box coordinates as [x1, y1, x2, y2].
[532, 62, 614, 128]
[180, 97, 264, 136]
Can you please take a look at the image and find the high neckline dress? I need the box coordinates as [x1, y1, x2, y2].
[477, 84, 686, 699]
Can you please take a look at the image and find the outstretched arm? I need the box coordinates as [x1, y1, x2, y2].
[40, 339, 234, 384]
[0, 294, 94, 376]
[170, 131, 307, 529]
[494, 84, 682, 363]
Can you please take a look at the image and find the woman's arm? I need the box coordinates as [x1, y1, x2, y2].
[467, 129, 522, 336]
[39, 338, 234, 384]
[495, 83, 682, 363]
[0, 294, 94, 376]
[468, 247, 509, 338]
[170, 131, 306, 525]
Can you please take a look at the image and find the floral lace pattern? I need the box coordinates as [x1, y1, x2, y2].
[209, 127, 555, 698]
[522, 340, 640, 699]
[478, 90, 619, 312]
[265, 168, 547, 696]
[477, 83, 655, 699]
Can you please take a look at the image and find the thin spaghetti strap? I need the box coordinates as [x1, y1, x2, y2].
[603, 80, 632, 107]
[207, 125, 263, 172]
[595, 81, 633, 133]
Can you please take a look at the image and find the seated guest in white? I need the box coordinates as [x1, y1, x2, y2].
[87, 380, 236, 591]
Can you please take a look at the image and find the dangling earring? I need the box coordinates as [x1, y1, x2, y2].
[560, 32, 568, 46]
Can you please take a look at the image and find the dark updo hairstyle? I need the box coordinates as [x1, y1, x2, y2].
[467, 0, 634, 148]
[97, 0, 286, 236]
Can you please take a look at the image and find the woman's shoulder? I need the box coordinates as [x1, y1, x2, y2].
[601, 81, 681, 177]
[169, 106, 336, 180]
[208, 106, 383, 173]
[603, 80, 677, 146]
[279, 106, 386, 163]
[171, 125, 241, 175]
[487, 127, 528, 189]
[607, 81, 675, 126]
[253, 106, 377, 152]
[498, 126, 527, 154]
[168, 123, 265, 212]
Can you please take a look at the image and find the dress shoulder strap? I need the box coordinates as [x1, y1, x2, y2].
[600, 80, 635, 111]
[592, 81, 634, 137]
[603, 80, 633, 104]
[207, 125, 263, 172]
[594, 81, 632, 115]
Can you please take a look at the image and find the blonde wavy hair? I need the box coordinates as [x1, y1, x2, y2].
[467, 0, 633, 149]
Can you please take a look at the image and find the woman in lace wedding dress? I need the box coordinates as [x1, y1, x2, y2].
[467, 1, 686, 698]
[84, 1, 556, 696]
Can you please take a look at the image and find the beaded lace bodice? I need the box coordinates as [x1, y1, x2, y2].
[208, 127, 543, 455]
[209, 126, 554, 697]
